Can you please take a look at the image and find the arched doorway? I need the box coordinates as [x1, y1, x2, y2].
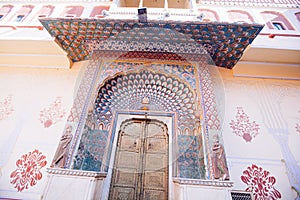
[109, 118, 168, 200]
[73, 65, 205, 180]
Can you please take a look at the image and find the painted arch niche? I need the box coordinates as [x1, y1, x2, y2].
[95, 69, 199, 130]
[73, 67, 205, 179]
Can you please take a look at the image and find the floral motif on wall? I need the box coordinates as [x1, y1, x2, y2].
[296, 123, 300, 134]
[0, 95, 14, 121]
[241, 164, 281, 200]
[296, 110, 300, 134]
[229, 107, 260, 142]
[10, 149, 47, 192]
[39, 97, 66, 128]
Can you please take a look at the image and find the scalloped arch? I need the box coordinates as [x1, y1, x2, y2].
[94, 69, 200, 133]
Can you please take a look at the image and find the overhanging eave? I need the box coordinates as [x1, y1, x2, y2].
[40, 18, 264, 69]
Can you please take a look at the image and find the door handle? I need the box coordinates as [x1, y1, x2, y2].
[135, 138, 140, 151]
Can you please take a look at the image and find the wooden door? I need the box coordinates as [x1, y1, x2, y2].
[109, 118, 168, 200]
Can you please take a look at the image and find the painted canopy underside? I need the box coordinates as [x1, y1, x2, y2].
[40, 18, 263, 69]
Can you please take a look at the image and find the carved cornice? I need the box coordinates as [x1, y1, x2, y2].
[46, 168, 107, 178]
[1, 0, 111, 3]
[200, 0, 299, 8]
[173, 178, 234, 188]
[1, 0, 298, 8]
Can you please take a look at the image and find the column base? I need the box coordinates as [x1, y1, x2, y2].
[42, 168, 107, 200]
[173, 178, 234, 200]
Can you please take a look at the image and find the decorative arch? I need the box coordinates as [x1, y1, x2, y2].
[60, 5, 84, 17]
[72, 64, 206, 179]
[295, 12, 300, 23]
[94, 68, 200, 133]
[227, 10, 254, 23]
[261, 11, 294, 30]
[89, 5, 110, 18]
[0, 5, 14, 21]
[8, 5, 34, 22]
[198, 9, 220, 22]
[30, 5, 55, 21]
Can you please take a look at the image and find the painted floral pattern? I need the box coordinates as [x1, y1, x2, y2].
[39, 97, 66, 128]
[0, 95, 14, 120]
[10, 149, 47, 192]
[241, 164, 281, 200]
[229, 107, 260, 142]
[296, 123, 300, 134]
[296, 111, 300, 134]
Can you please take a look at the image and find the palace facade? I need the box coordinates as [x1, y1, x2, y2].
[0, 0, 299, 199]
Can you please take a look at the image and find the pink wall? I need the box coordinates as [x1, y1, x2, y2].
[30, 5, 55, 21]
[60, 6, 84, 17]
[198, 9, 220, 21]
[8, 5, 34, 22]
[228, 10, 254, 23]
[261, 11, 295, 30]
[89, 5, 110, 18]
[0, 5, 13, 21]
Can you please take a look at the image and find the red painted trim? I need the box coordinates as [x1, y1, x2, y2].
[0, 25, 16, 30]
[260, 33, 300, 38]
[0, 25, 43, 30]
[16, 25, 44, 30]
[0, 199, 21, 200]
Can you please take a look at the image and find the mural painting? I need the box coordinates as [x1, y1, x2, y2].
[0, 95, 14, 121]
[10, 149, 47, 192]
[241, 164, 281, 200]
[229, 107, 260, 142]
[39, 97, 66, 128]
[296, 110, 300, 134]
[296, 123, 300, 134]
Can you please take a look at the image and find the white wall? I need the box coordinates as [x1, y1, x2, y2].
[0, 64, 81, 199]
[219, 68, 300, 199]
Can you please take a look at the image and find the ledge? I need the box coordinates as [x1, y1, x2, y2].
[46, 168, 107, 178]
[173, 177, 234, 188]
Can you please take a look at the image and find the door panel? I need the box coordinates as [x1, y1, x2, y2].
[144, 171, 167, 188]
[111, 187, 135, 200]
[144, 153, 167, 170]
[119, 135, 139, 152]
[146, 137, 167, 153]
[143, 190, 166, 200]
[109, 119, 168, 200]
[116, 151, 139, 168]
[114, 169, 137, 186]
